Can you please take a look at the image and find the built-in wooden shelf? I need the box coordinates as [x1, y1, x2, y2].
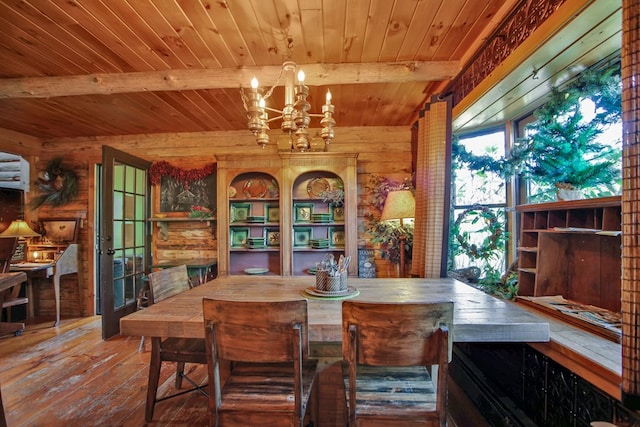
[515, 196, 621, 341]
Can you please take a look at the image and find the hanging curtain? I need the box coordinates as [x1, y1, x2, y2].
[621, 0, 640, 408]
[411, 96, 453, 278]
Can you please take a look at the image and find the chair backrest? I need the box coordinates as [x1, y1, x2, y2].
[148, 264, 190, 304]
[202, 298, 310, 363]
[342, 300, 453, 426]
[341, 300, 454, 366]
[0, 237, 17, 273]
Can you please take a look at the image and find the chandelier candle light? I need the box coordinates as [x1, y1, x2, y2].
[245, 60, 336, 151]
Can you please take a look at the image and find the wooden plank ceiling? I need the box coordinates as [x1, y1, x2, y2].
[0, 0, 620, 140]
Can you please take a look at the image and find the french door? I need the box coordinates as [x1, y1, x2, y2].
[100, 146, 151, 339]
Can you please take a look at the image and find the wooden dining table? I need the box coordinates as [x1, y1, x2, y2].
[120, 275, 550, 343]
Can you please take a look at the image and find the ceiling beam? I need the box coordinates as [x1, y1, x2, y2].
[0, 61, 459, 99]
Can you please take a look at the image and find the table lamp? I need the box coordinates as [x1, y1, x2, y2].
[380, 190, 415, 278]
[0, 219, 41, 268]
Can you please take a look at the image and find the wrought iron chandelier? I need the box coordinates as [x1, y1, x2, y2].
[242, 60, 336, 151]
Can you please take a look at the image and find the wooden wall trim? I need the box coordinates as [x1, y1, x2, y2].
[0, 127, 41, 157]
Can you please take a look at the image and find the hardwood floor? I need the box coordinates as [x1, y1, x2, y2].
[0, 317, 208, 426]
[0, 317, 488, 427]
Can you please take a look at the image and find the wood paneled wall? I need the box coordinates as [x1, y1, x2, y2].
[0, 126, 412, 318]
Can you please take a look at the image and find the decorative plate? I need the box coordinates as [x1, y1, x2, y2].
[230, 203, 250, 222]
[243, 179, 267, 198]
[265, 204, 279, 223]
[230, 228, 249, 247]
[307, 177, 331, 198]
[228, 186, 237, 198]
[293, 227, 312, 247]
[244, 267, 269, 275]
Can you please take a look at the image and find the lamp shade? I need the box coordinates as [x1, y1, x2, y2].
[0, 219, 40, 238]
[380, 190, 416, 221]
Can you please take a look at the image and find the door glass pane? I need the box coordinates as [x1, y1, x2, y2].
[135, 194, 145, 220]
[135, 221, 145, 246]
[113, 221, 123, 248]
[114, 164, 124, 191]
[125, 165, 135, 193]
[124, 194, 135, 220]
[113, 191, 123, 220]
[136, 168, 146, 194]
[124, 221, 135, 247]
[113, 249, 126, 308]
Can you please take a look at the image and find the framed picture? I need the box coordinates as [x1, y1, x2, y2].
[230, 203, 251, 222]
[159, 173, 217, 213]
[329, 227, 345, 248]
[230, 227, 249, 248]
[293, 227, 312, 247]
[294, 203, 314, 223]
[10, 242, 26, 262]
[265, 204, 280, 223]
[265, 228, 280, 247]
[331, 204, 345, 222]
[38, 218, 79, 244]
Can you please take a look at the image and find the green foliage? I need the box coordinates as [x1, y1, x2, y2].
[510, 65, 622, 188]
[450, 206, 507, 260]
[477, 269, 519, 300]
[453, 61, 622, 200]
[30, 157, 79, 209]
[448, 206, 509, 290]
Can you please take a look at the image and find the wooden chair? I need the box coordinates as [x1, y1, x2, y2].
[145, 264, 207, 422]
[0, 375, 6, 427]
[202, 298, 318, 427]
[1, 238, 27, 326]
[342, 300, 454, 427]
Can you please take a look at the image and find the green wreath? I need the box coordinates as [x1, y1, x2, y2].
[30, 158, 79, 209]
[453, 206, 503, 259]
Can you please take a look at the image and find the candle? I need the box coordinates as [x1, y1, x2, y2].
[326, 89, 332, 105]
[250, 76, 258, 91]
[297, 70, 305, 84]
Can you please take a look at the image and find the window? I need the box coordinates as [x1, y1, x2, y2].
[450, 129, 509, 285]
[514, 64, 622, 203]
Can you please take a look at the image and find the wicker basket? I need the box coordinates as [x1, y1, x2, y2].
[316, 270, 347, 292]
[315, 270, 328, 291]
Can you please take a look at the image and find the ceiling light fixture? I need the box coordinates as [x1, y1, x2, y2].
[242, 60, 336, 151]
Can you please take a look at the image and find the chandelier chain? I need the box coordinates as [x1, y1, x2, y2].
[262, 66, 285, 101]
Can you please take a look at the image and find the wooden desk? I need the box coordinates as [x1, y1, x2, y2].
[10, 243, 79, 326]
[0, 272, 27, 336]
[151, 257, 218, 286]
[120, 276, 550, 343]
[10, 263, 54, 321]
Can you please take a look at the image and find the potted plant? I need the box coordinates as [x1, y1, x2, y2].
[453, 63, 622, 202]
[507, 64, 622, 201]
[319, 187, 345, 221]
[363, 174, 414, 276]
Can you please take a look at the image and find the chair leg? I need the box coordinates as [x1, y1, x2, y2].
[138, 336, 145, 353]
[145, 337, 162, 422]
[175, 362, 186, 388]
[310, 380, 318, 427]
